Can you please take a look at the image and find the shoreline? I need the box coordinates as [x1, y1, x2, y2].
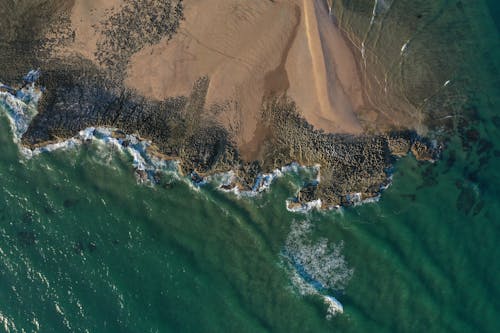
[0, 0, 443, 209]
[1, 73, 439, 212]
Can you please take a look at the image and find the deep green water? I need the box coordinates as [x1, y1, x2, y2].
[1, 1, 500, 333]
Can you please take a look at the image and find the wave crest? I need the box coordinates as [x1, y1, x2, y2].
[283, 219, 353, 318]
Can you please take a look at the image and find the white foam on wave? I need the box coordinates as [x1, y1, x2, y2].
[282, 219, 353, 318]
[369, 0, 394, 25]
[252, 168, 286, 192]
[17, 126, 178, 183]
[214, 163, 321, 198]
[286, 199, 323, 213]
[344, 192, 381, 207]
[287, 265, 344, 317]
[251, 162, 319, 194]
[0, 81, 178, 183]
[22, 138, 80, 158]
[369, 0, 379, 26]
[342, 174, 393, 207]
[0, 310, 17, 333]
[214, 157, 389, 213]
[90, 128, 179, 183]
[285, 163, 389, 213]
[1, 72, 391, 211]
[324, 295, 344, 318]
[1, 80, 324, 197]
[0, 82, 41, 141]
[215, 170, 281, 198]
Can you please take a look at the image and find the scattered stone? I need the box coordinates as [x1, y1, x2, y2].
[478, 139, 493, 155]
[472, 200, 485, 216]
[73, 240, 85, 254]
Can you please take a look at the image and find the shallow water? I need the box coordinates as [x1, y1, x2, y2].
[1, 1, 500, 332]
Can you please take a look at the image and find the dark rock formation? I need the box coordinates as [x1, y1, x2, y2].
[1, 0, 444, 209]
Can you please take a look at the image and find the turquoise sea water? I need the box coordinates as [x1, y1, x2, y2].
[1, 2, 500, 333]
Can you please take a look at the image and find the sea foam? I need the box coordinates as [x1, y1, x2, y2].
[0, 79, 319, 196]
[283, 219, 352, 318]
[1, 74, 179, 184]
[1, 71, 387, 211]
[0, 80, 41, 141]
[286, 199, 323, 213]
[214, 163, 321, 199]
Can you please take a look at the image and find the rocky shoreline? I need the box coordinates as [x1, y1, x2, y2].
[1, 70, 440, 209]
[0, 0, 444, 209]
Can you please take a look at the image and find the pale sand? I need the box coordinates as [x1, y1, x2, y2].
[49, 0, 369, 161]
[287, 0, 364, 134]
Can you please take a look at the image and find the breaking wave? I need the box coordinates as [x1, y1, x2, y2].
[1, 72, 178, 184]
[282, 219, 353, 318]
[0, 72, 320, 201]
[0, 71, 384, 212]
[0, 78, 42, 141]
[1, 71, 359, 321]
[214, 163, 321, 198]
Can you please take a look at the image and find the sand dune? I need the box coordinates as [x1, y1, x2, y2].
[51, 0, 368, 160]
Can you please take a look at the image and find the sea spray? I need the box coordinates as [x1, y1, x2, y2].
[214, 163, 321, 198]
[283, 219, 353, 318]
[286, 198, 324, 213]
[0, 75, 42, 141]
[0, 80, 321, 198]
[0, 72, 180, 184]
[1, 71, 383, 211]
[25, 127, 181, 185]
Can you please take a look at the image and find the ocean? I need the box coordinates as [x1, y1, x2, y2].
[1, 1, 500, 332]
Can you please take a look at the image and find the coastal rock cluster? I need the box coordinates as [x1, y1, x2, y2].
[260, 98, 439, 207]
[0, 0, 445, 209]
[16, 67, 438, 208]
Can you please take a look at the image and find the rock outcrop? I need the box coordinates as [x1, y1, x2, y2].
[0, 0, 448, 208]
